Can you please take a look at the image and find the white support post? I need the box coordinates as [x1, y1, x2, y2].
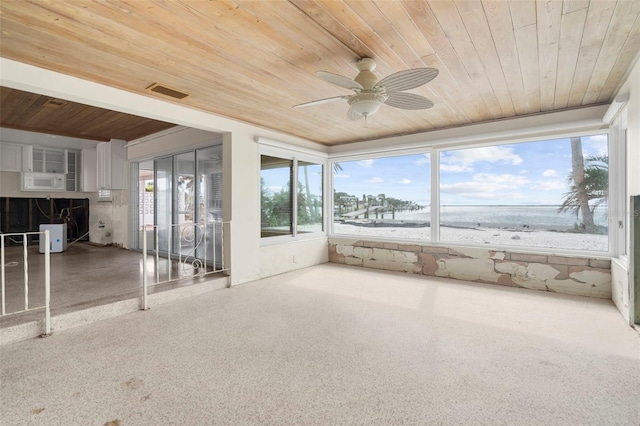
[23, 236, 28, 310]
[178, 225, 182, 277]
[142, 228, 148, 310]
[1, 235, 5, 315]
[203, 224, 207, 274]
[167, 226, 172, 282]
[430, 150, 439, 243]
[220, 223, 225, 274]
[214, 222, 218, 272]
[44, 230, 51, 335]
[154, 226, 159, 284]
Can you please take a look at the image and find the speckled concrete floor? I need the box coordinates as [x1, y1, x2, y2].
[1, 263, 639, 425]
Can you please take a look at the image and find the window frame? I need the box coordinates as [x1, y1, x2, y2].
[608, 107, 628, 259]
[329, 128, 620, 257]
[259, 142, 327, 245]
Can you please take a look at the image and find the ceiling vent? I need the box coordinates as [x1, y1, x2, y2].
[43, 99, 67, 109]
[146, 83, 190, 100]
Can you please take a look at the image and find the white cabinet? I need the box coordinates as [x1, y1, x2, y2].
[0, 144, 39, 172]
[80, 148, 97, 192]
[26, 146, 68, 174]
[0, 143, 23, 172]
[97, 139, 126, 190]
[66, 151, 77, 191]
[22, 145, 32, 171]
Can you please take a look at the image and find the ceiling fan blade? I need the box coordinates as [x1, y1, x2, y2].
[347, 108, 363, 121]
[376, 68, 439, 92]
[384, 92, 434, 110]
[317, 71, 364, 91]
[293, 95, 348, 108]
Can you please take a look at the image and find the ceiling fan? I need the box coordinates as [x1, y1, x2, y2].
[293, 58, 438, 122]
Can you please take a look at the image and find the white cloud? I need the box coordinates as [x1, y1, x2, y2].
[334, 173, 350, 179]
[440, 172, 529, 200]
[467, 192, 525, 200]
[398, 178, 411, 184]
[441, 181, 513, 194]
[542, 169, 558, 177]
[440, 181, 525, 200]
[358, 159, 374, 167]
[472, 173, 530, 185]
[368, 177, 384, 183]
[583, 134, 608, 156]
[533, 180, 566, 190]
[441, 164, 472, 173]
[440, 146, 523, 173]
[414, 154, 430, 166]
[520, 170, 529, 174]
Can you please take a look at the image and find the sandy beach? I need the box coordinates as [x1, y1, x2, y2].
[332, 222, 608, 252]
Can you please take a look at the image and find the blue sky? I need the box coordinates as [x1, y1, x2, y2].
[333, 134, 608, 205]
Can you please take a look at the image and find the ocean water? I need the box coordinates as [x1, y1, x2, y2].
[390, 205, 608, 231]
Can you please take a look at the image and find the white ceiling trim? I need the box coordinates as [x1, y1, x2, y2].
[328, 105, 610, 158]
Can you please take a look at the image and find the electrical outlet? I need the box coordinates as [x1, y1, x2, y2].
[437, 260, 446, 270]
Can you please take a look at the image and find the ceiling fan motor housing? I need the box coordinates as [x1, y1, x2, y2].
[354, 58, 379, 90]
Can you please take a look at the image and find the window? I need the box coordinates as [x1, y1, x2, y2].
[261, 155, 293, 238]
[260, 152, 324, 239]
[332, 153, 431, 239]
[298, 161, 323, 234]
[330, 132, 612, 253]
[439, 135, 608, 251]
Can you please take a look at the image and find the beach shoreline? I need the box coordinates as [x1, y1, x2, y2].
[332, 222, 608, 252]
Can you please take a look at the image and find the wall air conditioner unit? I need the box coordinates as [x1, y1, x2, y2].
[21, 172, 66, 191]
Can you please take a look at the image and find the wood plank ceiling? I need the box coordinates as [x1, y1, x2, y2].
[1, 0, 639, 146]
[0, 87, 175, 142]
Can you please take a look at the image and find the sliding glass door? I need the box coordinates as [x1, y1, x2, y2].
[132, 145, 223, 267]
[137, 160, 155, 249]
[175, 152, 195, 257]
[156, 156, 173, 252]
[196, 146, 223, 265]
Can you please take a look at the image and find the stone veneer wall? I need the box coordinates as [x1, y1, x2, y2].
[328, 238, 611, 298]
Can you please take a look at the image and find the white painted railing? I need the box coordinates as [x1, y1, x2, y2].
[141, 221, 229, 310]
[0, 231, 51, 335]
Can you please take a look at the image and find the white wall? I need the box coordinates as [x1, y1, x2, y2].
[127, 126, 223, 160]
[609, 56, 640, 323]
[624, 59, 640, 198]
[261, 239, 329, 277]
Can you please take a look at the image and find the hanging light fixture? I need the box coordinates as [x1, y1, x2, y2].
[347, 92, 388, 118]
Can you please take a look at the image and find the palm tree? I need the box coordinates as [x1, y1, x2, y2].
[558, 140, 608, 232]
[378, 193, 386, 208]
[301, 162, 313, 221]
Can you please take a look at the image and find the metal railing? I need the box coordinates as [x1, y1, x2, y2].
[0, 231, 51, 335]
[141, 221, 229, 310]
